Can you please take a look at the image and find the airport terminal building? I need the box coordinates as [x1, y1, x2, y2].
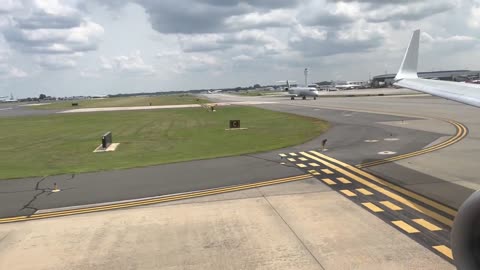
[372, 70, 480, 87]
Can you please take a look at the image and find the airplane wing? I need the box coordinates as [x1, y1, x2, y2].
[394, 30, 480, 108]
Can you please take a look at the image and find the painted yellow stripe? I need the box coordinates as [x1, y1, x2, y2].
[357, 129, 465, 167]
[287, 158, 296, 162]
[380, 201, 403, 211]
[309, 163, 319, 167]
[279, 154, 287, 157]
[413, 219, 442, 231]
[392, 220, 420, 233]
[289, 153, 297, 156]
[336, 177, 351, 184]
[319, 150, 457, 217]
[340, 190, 356, 197]
[362, 202, 384, 212]
[356, 188, 373, 196]
[302, 151, 454, 227]
[299, 157, 308, 161]
[0, 174, 311, 224]
[357, 120, 467, 168]
[322, 178, 336, 185]
[433, 245, 453, 259]
[308, 170, 320, 175]
[297, 163, 307, 168]
[321, 169, 334, 174]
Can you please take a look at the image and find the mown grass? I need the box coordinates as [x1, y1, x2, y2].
[0, 106, 328, 179]
[33, 95, 209, 110]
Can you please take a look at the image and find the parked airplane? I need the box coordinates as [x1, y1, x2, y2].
[206, 90, 222, 94]
[0, 93, 17, 103]
[394, 29, 480, 270]
[335, 81, 366, 90]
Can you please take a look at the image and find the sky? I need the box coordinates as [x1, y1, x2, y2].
[1, 0, 480, 98]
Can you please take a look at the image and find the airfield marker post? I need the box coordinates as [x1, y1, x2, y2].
[102, 132, 113, 149]
[322, 139, 327, 151]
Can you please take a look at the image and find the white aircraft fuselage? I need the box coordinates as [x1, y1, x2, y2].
[287, 86, 319, 100]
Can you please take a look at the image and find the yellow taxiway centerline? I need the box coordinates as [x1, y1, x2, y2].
[0, 174, 311, 224]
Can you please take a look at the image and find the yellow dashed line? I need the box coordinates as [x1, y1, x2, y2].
[413, 219, 442, 231]
[337, 177, 351, 184]
[312, 152, 458, 218]
[380, 201, 403, 211]
[289, 153, 297, 156]
[302, 151, 454, 227]
[392, 220, 420, 233]
[299, 157, 308, 161]
[308, 170, 320, 175]
[322, 178, 336, 185]
[287, 158, 296, 162]
[340, 189, 356, 197]
[362, 202, 384, 212]
[321, 169, 334, 174]
[356, 188, 373, 196]
[296, 163, 307, 168]
[433, 245, 453, 259]
[309, 163, 319, 167]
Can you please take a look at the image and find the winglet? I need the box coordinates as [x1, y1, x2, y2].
[395, 29, 420, 80]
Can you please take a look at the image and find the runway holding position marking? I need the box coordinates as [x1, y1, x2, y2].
[284, 150, 456, 264]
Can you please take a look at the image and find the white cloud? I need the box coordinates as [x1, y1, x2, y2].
[35, 54, 78, 69]
[0, 64, 27, 78]
[101, 50, 154, 75]
[225, 9, 295, 30]
[156, 50, 221, 73]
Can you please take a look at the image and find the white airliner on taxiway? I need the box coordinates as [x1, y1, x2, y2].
[282, 68, 319, 100]
[394, 29, 480, 270]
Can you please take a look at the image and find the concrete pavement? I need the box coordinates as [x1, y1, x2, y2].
[0, 178, 454, 270]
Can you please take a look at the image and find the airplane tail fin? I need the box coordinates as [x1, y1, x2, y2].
[395, 29, 420, 80]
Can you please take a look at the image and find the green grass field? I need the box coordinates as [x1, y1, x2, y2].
[0, 106, 328, 179]
[33, 95, 209, 110]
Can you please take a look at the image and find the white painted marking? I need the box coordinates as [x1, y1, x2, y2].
[364, 140, 379, 143]
[384, 138, 399, 141]
[59, 101, 278, 113]
[21, 103, 51, 107]
[378, 151, 397, 155]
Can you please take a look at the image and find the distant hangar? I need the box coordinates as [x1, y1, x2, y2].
[372, 70, 480, 87]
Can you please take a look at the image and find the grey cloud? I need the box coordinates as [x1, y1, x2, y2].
[367, 1, 454, 22]
[289, 31, 383, 57]
[14, 11, 83, 29]
[137, 0, 248, 34]
[300, 12, 355, 27]
[135, 0, 302, 34]
[179, 31, 281, 53]
[3, 23, 102, 55]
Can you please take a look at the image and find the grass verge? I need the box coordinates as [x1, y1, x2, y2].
[32, 95, 209, 110]
[0, 106, 328, 179]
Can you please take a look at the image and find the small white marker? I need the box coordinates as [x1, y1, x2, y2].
[378, 151, 397, 155]
[364, 140, 379, 143]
